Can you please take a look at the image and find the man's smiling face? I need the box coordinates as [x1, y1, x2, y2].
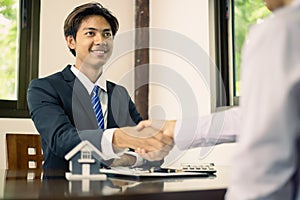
[67, 15, 114, 69]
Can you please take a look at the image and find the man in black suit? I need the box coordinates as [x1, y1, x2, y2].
[27, 2, 173, 171]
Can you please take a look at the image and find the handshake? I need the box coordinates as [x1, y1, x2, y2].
[112, 120, 176, 161]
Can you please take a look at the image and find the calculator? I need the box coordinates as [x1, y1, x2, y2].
[180, 163, 217, 174]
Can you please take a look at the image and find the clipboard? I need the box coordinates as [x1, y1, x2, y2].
[99, 167, 212, 179]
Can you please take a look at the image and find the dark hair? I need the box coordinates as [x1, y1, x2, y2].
[64, 2, 119, 56]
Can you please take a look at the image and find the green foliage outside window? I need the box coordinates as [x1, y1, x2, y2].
[234, 0, 270, 95]
[0, 0, 18, 100]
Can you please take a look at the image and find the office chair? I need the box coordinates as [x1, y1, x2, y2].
[6, 133, 43, 170]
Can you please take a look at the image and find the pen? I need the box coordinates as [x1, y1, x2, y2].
[149, 167, 179, 173]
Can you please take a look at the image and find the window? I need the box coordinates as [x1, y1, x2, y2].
[0, 0, 40, 117]
[214, 0, 270, 106]
[232, 0, 270, 98]
[81, 151, 92, 160]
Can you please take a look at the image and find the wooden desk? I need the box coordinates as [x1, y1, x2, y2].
[1, 166, 230, 199]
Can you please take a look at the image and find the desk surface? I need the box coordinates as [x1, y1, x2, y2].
[0, 166, 230, 199]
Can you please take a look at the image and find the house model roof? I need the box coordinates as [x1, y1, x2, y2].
[65, 140, 109, 161]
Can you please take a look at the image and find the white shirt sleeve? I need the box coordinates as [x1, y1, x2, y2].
[174, 107, 240, 150]
[101, 128, 127, 159]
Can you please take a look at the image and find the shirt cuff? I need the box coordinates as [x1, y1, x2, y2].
[101, 128, 127, 159]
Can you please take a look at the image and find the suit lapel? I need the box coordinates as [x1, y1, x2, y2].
[62, 65, 98, 130]
[106, 82, 115, 128]
[72, 78, 99, 130]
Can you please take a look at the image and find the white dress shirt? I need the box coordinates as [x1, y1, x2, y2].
[226, 0, 300, 199]
[70, 66, 142, 165]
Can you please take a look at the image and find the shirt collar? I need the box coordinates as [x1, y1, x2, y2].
[70, 65, 107, 95]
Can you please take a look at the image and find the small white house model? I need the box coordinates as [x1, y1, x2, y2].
[65, 140, 107, 180]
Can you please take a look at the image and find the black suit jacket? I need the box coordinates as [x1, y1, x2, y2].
[27, 65, 142, 170]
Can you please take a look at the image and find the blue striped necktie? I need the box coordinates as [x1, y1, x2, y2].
[91, 85, 104, 129]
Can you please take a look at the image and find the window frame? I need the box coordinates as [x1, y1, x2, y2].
[0, 0, 40, 118]
[214, 0, 238, 108]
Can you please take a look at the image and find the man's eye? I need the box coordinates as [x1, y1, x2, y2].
[104, 32, 112, 37]
[86, 32, 95, 36]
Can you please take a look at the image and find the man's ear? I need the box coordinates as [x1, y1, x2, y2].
[65, 36, 76, 50]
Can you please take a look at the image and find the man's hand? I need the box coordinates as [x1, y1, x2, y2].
[112, 120, 176, 161]
[134, 120, 176, 161]
[135, 144, 173, 161]
[136, 120, 176, 138]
